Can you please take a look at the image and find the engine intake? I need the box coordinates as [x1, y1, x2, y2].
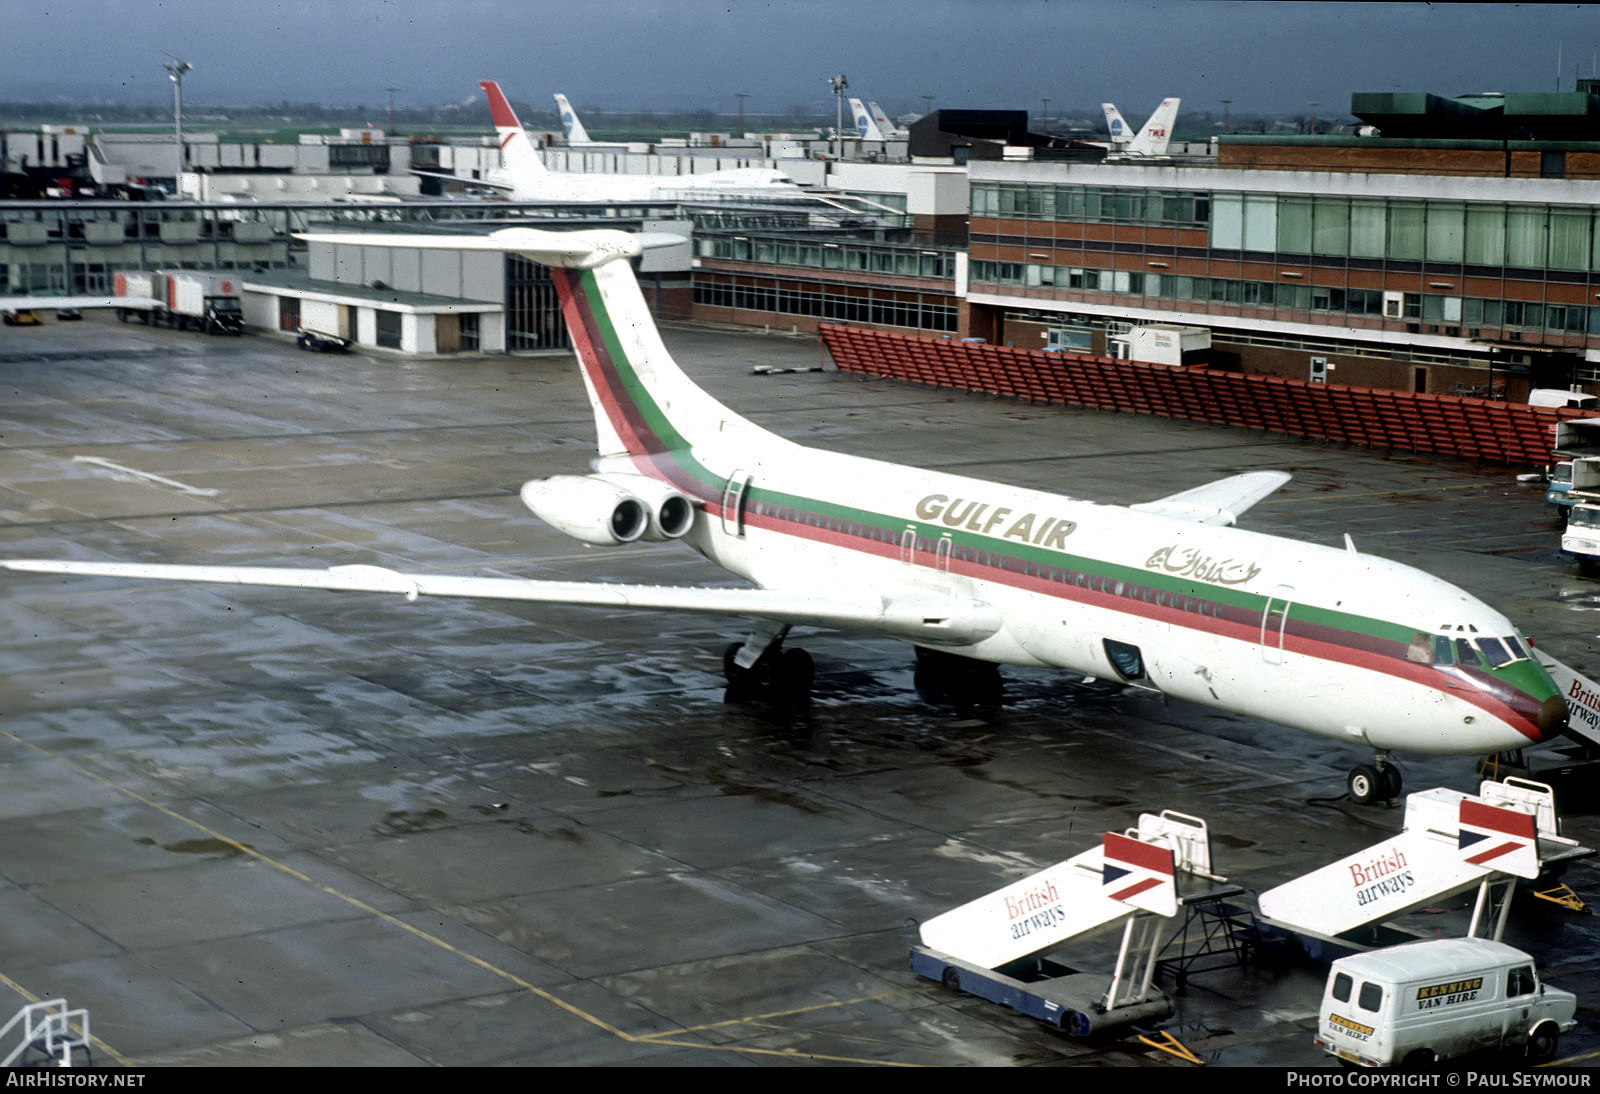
[520, 475, 649, 545]
[519, 473, 696, 546]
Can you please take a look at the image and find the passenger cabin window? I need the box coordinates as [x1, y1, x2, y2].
[1358, 982, 1384, 1012]
[1332, 972, 1353, 1003]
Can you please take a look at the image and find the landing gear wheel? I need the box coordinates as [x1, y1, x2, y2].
[1379, 763, 1403, 801]
[773, 647, 814, 704]
[723, 641, 813, 705]
[1348, 764, 1382, 805]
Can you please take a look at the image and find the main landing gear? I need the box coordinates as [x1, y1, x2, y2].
[1347, 751, 1403, 806]
[723, 622, 814, 704]
[913, 646, 1004, 706]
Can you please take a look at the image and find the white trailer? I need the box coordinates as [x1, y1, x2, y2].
[114, 270, 244, 335]
[1107, 325, 1211, 366]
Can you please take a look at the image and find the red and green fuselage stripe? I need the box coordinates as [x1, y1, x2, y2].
[553, 266, 1557, 741]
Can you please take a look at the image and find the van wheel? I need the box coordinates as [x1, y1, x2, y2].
[1527, 1022, 1559, 1063]
[1400, 1048, 1437, 1071]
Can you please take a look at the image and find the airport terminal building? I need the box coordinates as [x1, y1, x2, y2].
[7, 90, 1600, 397]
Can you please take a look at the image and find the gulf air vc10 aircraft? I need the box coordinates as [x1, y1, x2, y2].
[1, 227, 1569, 805]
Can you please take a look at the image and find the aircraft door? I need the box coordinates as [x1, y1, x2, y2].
[1260, 585, 1294, 665]
[721, 470, 751, 536]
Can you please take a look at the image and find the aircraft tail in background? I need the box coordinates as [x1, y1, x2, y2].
[848, 98, 886, 140]
[867, 102, 904, 138]
[553, 93, 594, 145]
[1101, 102, 1133, 145]
[1123, 97, 1182, 156]
[480, 80, 547, 178]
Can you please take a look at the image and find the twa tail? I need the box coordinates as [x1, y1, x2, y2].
[480, 80, 547, 177]
[553, 93, 593, 144]
[1125, 97, 1181, 156]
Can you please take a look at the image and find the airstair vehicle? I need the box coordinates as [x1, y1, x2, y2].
[1257, 778, 1589, 957]
[909, 810, 1243, 1037]
[1, 1000, 91, 1067]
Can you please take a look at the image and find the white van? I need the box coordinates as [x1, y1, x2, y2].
[1530, 388, 1600, 410]
[1316, 937, 1576, 1068]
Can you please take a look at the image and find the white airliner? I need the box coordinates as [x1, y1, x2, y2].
[1101, 97, 1181, 156]
[453, 81, 801, 202]
[1, 226, 1569, 805]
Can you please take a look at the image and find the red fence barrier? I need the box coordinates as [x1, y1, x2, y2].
[819, 324, 1588, 467]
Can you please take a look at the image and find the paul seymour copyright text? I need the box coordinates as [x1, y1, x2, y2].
[1286, 1075, 1590, 1088]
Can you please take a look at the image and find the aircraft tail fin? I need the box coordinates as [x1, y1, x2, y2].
[868, 102, 901, 138]
[1125, 97, 1181, 156]
[553, 93, 593, 145]
[849, 98, 885, 140]
[296, 227, 758, 464]
[1102, 103, 1132, 144]
[480, 81, 547, 176]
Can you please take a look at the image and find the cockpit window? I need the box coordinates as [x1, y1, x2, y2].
[1477, 637, 1514, 667]
[1425, 631, 1530, 669]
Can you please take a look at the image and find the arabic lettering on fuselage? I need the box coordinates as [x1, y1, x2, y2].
[914, 494, 1077, 549]
[1146, 544, 1261, 586]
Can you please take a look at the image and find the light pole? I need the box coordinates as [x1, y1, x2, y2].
[386, 86, 400, 136]
[1220, 99, 1231, 135]
[1041, 97, 1050, 137]
[828, 74, 848, 157]
[736, 92, 748, 138]
[163, 58, 191, 180]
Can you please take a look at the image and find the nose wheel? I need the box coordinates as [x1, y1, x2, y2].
[1347, 757, 1403, 805]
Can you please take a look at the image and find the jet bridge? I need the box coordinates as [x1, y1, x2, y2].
[909, 810, 1241, 1036]
[1256, 778, 1589, 958]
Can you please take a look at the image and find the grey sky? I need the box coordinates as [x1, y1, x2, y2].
[4, 1, 1598, 120]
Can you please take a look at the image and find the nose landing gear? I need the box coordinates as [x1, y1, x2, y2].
[1348, 753, 1403, 805]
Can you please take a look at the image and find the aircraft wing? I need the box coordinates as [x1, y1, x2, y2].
[1129, 470, 1291, 526]
[0, 559, 1001, 645]
[409, 168, 517, 193]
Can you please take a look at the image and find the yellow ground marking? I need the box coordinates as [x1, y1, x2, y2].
[0, 725, 919, 1066]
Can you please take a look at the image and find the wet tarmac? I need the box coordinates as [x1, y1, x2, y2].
[1, 313, 1598, 1067]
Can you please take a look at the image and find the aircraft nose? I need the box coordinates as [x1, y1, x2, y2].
[1536, 693, 1570, 740]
